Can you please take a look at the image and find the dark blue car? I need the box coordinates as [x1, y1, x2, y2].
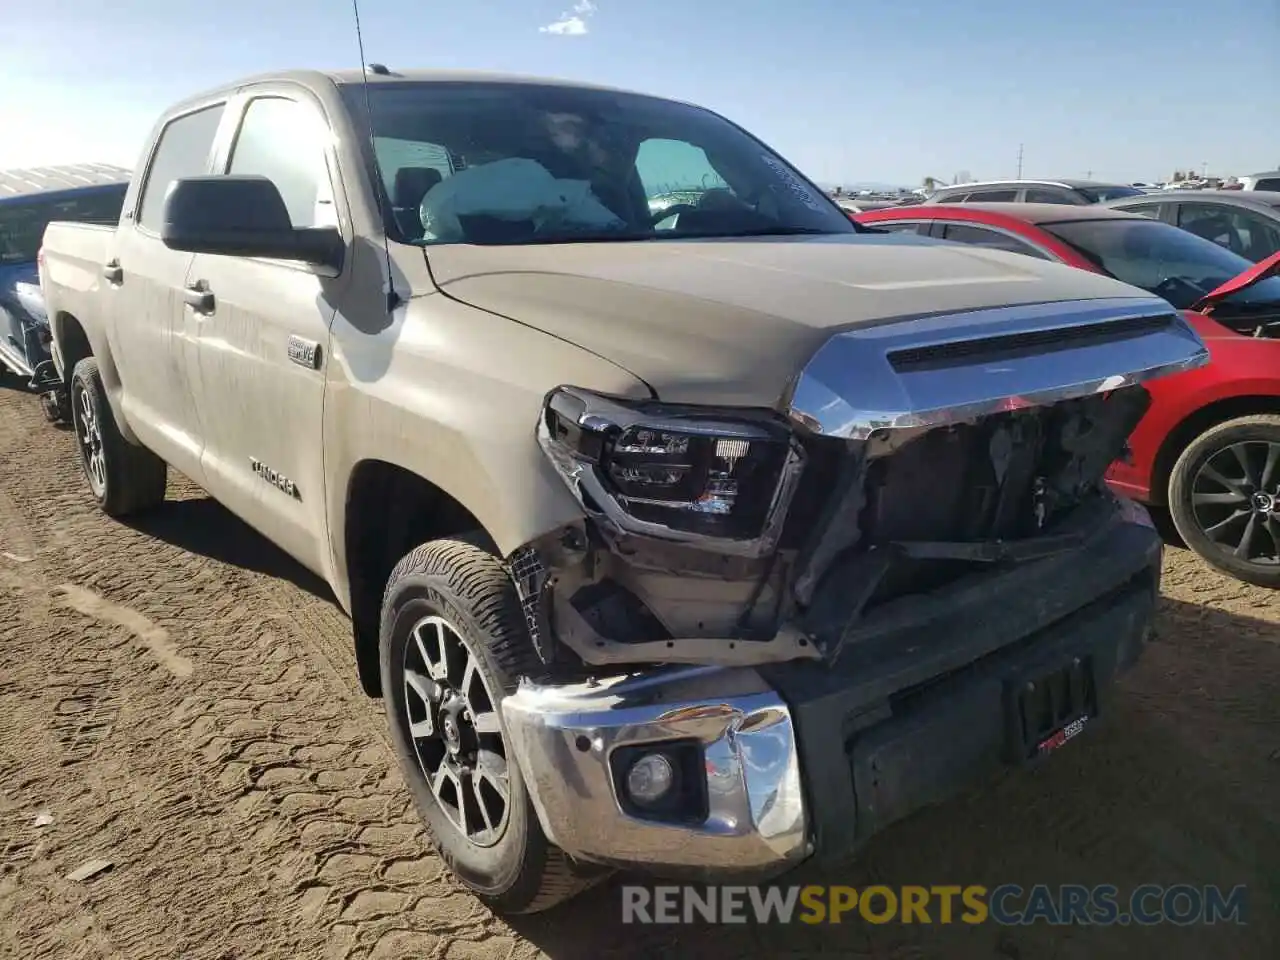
[0, 164, 129, 421]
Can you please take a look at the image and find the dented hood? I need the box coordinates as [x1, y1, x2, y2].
[424, 233, 1161, 406]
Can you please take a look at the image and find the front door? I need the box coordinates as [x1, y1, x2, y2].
[186, 90, 349, 576]
[109, 101, 227, 481]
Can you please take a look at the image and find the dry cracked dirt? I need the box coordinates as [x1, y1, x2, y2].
[0, 378, 1276, 960]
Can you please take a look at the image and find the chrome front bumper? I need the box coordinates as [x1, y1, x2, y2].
[501, 665, 809, 874]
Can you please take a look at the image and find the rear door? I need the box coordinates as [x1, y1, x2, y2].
[185, 87, 350, 575]
[109, 101, 227, 480]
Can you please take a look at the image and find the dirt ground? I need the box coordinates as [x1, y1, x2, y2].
[0, 379, 1276, 960]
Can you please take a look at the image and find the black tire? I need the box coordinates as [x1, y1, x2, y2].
[379, 537, 602, 914]
[1168, 414, 1280, 588]
[70, 357, 167, 517]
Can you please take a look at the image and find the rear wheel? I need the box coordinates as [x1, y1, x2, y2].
[1168, 415, 1280, 588]
[379, 537, 603, 913]
[70, 358, 167, 517]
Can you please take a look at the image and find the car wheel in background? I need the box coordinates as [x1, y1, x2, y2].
[40, 387, 70, 424]
[379, 536, 603, 914]
[69, 357, 167, 517]
[1169, 415, 1280, 588]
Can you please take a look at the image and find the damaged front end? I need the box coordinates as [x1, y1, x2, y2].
[509, 296, 1208, 672]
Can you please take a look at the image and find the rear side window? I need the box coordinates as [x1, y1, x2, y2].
[965, 189, 1018, 202]
[934, 192, 967, 203]
[1115, 202, 1162, 218]
[872, 221, 928, 235]
[1025, 188, 1074, 204]
[941, 222, 1049, 259]
[1251, 177, 1280, 191]
[227, 97, 337, 229]
[0, 186, 126, 264]
[137, 104, 225, 233]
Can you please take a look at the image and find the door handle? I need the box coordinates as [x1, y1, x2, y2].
[103, 260, 123, 284]
[183, 282, 215, 314]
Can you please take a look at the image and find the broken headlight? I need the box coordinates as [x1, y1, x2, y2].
[538, 387, 803, 554]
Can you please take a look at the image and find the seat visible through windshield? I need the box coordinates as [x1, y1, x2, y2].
[345, 81, 853, 246]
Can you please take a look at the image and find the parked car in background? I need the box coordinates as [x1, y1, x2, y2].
[834, 197, 908, 213]
[926, 179, 1146, 205]
[1240, 171, 1280, 192]
[857, 201, 1280, 587]
[0, 164, 129, 421]
[1101, 190, 1280, 264]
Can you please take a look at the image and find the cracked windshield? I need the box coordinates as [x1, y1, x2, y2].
[1, 2, 1276, 960]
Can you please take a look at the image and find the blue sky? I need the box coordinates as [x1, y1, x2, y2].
[3, 0, 1277, 186]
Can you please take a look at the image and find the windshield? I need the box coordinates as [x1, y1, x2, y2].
[1044, 218, 1280, 310]
[1077, 185, 1146, 202]
[0, 186, 127, 265]
[344, 81, 855, 246]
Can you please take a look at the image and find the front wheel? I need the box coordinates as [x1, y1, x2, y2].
[1168, 414, 1280, 588]
[379, 537, 601, 914]
[70, 358, 167, 517]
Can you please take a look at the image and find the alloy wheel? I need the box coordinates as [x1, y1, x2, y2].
[73, 383, 107, 496]
[402, 614, 510, 847]
[1190, 440, 1280, 565]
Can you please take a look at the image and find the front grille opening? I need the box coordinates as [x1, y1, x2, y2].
[887, 313, 1175, 372]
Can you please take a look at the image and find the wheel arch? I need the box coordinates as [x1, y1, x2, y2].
[52, 311, 140, 445]
[341, 458, 496, 698]
[1150, 394, 1280, 505]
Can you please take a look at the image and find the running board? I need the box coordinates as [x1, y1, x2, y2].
[0, 337, 35, 378]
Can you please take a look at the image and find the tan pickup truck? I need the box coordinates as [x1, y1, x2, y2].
[40, 67, 1208, 913]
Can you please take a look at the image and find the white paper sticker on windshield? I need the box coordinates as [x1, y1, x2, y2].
[760, 155, 825, 212]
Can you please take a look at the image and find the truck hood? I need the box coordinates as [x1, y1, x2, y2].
[423, 232, 1161, 405]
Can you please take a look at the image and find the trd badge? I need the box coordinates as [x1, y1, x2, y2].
[288, 335, 323, 370]
[250, 458, 300, 499]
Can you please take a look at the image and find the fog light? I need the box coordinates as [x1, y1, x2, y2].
[625, 753, 675, 806]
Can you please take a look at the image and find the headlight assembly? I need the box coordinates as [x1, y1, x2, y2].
[537, 387, 805, 556]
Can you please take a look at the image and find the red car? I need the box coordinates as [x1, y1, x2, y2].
[855, 203, 1280, 587]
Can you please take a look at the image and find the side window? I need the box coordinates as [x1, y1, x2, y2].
[1025, 188, 1074, 204]
[137, 104, 226, 233]
[227, 97, 336, 229]
[1116, 202, 1162, 218]
[934, 192, 967, 203]
[941, 223, 1049, 259]
[965, 189, 1018, 202]
[1181, 203, 1280, 261]
[872, 221, 927, 235]
[635, 138, 733, 218]
[1232, 210, 1280, 261]
[1253, 178, 1280, 192]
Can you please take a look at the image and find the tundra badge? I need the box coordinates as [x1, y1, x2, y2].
[250, 458, 300, 499]
[287, 335, 323, 370]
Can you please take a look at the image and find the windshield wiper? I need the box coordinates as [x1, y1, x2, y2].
[479, 229, 659, 246]
[459, 225, 845, 246]
[700, 226, 844, 238]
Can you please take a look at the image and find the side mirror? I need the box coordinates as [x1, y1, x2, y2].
[161, 175, 343, 268]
